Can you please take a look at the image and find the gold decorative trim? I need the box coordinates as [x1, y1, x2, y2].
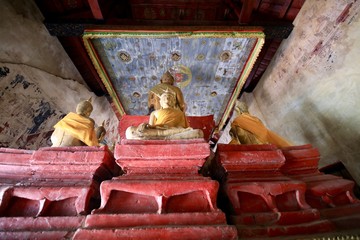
[216, 36, 265, 132]
[82, 37, 125, 116]
[83, 30, 265, 40]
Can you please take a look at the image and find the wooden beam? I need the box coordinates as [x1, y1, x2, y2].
[58, 36, 107, 96]
[88, 0, 104, 20]
[239, 0, 254, 24]
[225, 0, 254, 24]
[278, 0, 293, 19]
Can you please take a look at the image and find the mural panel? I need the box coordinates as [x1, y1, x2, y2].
[83, 28, 264, 131]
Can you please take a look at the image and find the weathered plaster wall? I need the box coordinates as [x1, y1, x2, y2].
[0, 0, 119, 149]
[242, 1, 360, 183]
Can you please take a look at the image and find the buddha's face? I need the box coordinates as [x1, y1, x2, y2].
[160, 92, 175, 108]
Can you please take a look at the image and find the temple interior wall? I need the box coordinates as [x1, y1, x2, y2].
[0, 0, 119, 149]
[240, 0, 360, 184]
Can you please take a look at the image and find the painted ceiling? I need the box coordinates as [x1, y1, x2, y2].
[83, 29, 264, 130]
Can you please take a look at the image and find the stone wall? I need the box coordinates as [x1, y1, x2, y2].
[0, 0, 119, 149]
[241, 1, 360, 183]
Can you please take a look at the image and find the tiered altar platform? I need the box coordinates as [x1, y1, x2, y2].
[0, 115, 359, 239]
[73, 115, 237, 239]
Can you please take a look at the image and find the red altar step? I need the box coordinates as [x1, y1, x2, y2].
[0, 216, 84, 240]
[0, 146, 119, 239]
[280, 144, 360, 231]
[0, 179, 98, 216]
[212, 143, 337, 238]
[31, 146, 120, 181]
[73, 225, 237, 240]
[79, 114, 237, 239]
[0, 146, 118, 217]
[93, 175, 219, 214]
[81, 174, 237, 240]
[281, 144, 360, 209]
[115, 139, 209, 174]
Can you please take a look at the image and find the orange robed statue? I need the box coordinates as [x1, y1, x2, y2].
[51, 98, 99, 147]
[126, 89, 202, 140]
[148, 71, 186, 113]
[229, 101, 292, 148]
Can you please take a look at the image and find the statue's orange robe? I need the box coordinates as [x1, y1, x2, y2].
[231, 113, 291, 148]
[53, 112, 98, 146]
[153, 108, 189, 128]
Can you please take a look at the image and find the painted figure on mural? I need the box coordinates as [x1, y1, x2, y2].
[148, 71, 186, 114]
[127, 89, 203, 140]
[50, 98, 100, 147]
[229, 101, 292, 148]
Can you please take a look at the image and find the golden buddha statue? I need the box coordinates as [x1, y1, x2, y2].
[50, 98, 99, 147]
[148, 71, 186, 113]
[126, 90, 203, 140]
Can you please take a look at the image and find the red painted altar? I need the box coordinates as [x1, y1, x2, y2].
[0, 115, 359, 239]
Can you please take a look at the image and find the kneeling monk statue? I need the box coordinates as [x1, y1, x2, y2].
[51, 98, 99, 147]
[229, 101, 292, 148]
[126, 90, 203, 140]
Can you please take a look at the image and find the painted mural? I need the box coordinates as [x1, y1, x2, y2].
[0, 64, 119, 150]
[0, 66, 60, 149]
[83, 29, 264, 130]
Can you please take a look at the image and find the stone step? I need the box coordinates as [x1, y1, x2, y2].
[73, 225, 238, 240]
[31, 146, 120, 179]
[229, 209, 321, 226]
[84, 212, 227, 228]
[115, 174, 209, 180]
[225, 179, 310, 214]
[0, 230, 75, 240]
[0, 180, 98, 216]
[218, 149, 286, 171]
[235, 219, 335, 238]
[94, 178, 219, 214]
[0, 216, 84, 231]
[115, 141, 209, 174]
[0, 148, 33, 180]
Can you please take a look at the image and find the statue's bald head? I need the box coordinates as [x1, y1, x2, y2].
[235, 101, 249, 115]
[160, 71, 175, 84]
[76, 100, 93, 117]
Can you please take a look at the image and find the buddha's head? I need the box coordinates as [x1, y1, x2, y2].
[76, 98, 93, 117]
[160, 71, 175, 85]
[234, 101, 249, 115]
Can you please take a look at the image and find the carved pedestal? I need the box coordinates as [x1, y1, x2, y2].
[0, 146, 117, 238]
[212, 144, 335, 238]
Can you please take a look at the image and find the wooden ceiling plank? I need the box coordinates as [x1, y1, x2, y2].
[88, 0, 104, 20]
[239, 0, 255, 24]
[226, 0, 255, 24]
[278, 0, 293, 19]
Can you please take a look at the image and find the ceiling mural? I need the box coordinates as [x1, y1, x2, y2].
[83, 28, 264, 131]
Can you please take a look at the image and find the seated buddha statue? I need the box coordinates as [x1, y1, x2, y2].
[50, 98, 99, 147]
[229, 101, 292, 148]
[148, 71, 186, 114]
[126, 89, 203, 140]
